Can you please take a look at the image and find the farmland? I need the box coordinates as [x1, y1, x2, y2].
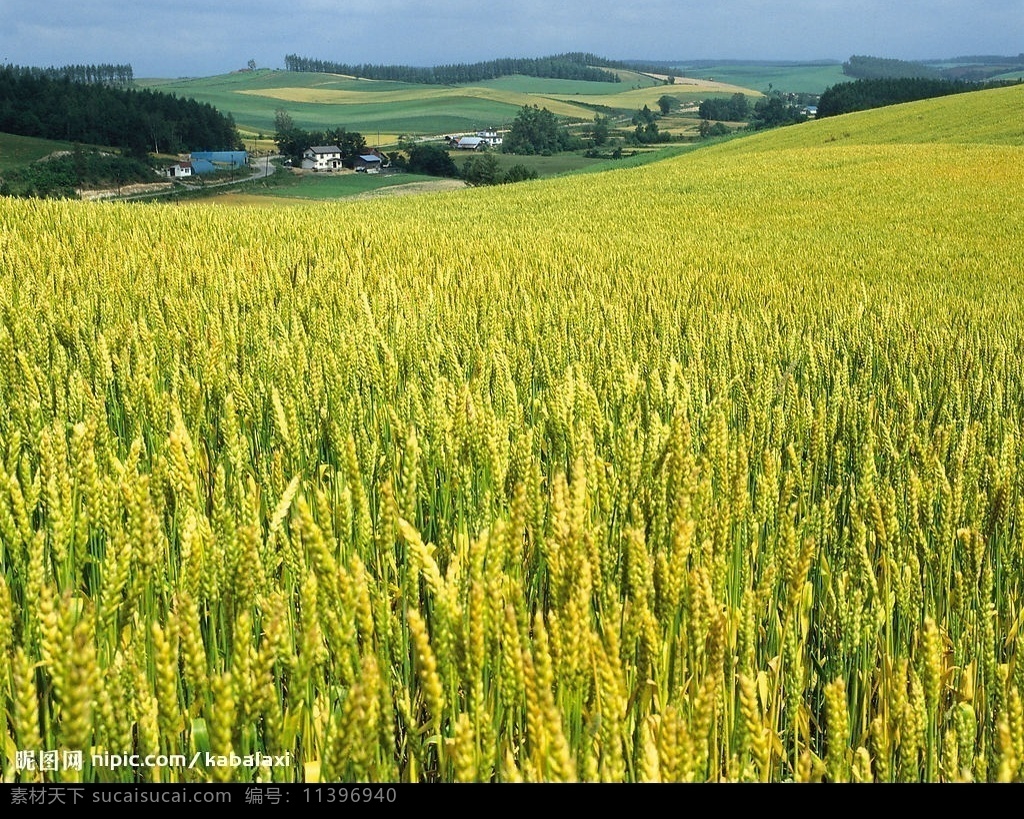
[138, 68, 752, 140]
[666, 61, 848, 95]
[0, 83, 1023, 783]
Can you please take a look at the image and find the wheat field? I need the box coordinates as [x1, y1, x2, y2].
[0, 84, 1022, 783]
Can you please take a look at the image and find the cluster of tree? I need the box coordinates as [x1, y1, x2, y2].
[628, 105, 673, 145]
[843, 55, 944, 81]
[284, 53, 621, 84]
[656, 95, 681, 115]
[747, 96, 809, 129]
[698, 93, 751, 122]
[389, 142, 537, 186]
[588, 114, 612, 147]
[273, 110, 367, 167]
[0, 66, 241, 157]
[501, 105, 581, 155]
[460, 154, 538, 186]
[816, 77, 1006, 118]
[392, 143, 458, 177]
[698, 121, 733, 138]
[9, 63, 134, 86]
[698, 91, 809, 131]
[0, 146, 153, 198]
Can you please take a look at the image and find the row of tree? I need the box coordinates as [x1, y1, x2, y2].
[283, 52, 622, 84]
[0, 66, 241, 157]
[5, 63, 135, 86]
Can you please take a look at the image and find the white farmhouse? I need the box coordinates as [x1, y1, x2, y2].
[476, 129, 503, 147]
[302, 145, 344, 170]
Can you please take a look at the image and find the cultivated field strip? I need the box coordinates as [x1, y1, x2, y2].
[0, 85, 1023, 782]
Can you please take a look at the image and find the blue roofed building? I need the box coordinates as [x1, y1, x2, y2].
[353, 153, 383, 173]
[190, 150, 248, 169]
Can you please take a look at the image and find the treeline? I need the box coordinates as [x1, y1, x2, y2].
[843, 54, 1024, 82]
[817, 76, 1014, 117]
[0, 66, 242, 157]
[10, 63, 135, 86]
[843, 55, 943, 80]
[697, 94, 750, 122]
[284, 52, 621, 84]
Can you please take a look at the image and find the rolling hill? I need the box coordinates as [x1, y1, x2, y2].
[137, 67, 755, 139]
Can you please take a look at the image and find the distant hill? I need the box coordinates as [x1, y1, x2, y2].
[843, 54, 1024, 82]
[137, 68, 749, 140]
[283, 52, 630, 84]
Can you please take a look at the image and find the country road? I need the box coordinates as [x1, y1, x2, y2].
[88, 154, 283, 201]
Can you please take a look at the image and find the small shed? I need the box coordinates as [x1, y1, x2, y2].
[166, 161, 193, 178]
[353, 154, 383, 172]
[455, 136, 485, 150]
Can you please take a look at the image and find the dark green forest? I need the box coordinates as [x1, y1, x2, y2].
[0, 65, 241, 157]
[817, 76, 1020, 117]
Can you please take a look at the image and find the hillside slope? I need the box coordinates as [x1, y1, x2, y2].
[0, 83, 1022, 783]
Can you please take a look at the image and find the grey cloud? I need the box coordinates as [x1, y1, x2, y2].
[1, 0, 1020, 76]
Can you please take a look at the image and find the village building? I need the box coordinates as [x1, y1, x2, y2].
[476, 129, 503, 147]
[452, 136, 485, 150]
[165, 161, 193, 178]
[353, 153, 383, 173]
[302, 145, 344, 171]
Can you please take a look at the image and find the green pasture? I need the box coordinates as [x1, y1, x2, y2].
[136, 68, 755, 138]
[474, 73, 657, 96]
[447, 148, 607, 177]
[224, 169, 441, 200]
[672, 62, 848, 94]
[0, 133, 77, 172]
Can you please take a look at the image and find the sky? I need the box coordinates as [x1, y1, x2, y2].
[1, 0, 1021, 78]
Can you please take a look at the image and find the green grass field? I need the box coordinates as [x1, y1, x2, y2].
[138, 70, 611, 137]
[447, 148, 608, 177]
[671, 62, 848, 94]
[474, 73, 661, 96]
[0, 133, 79, 173]
[233, 169, 441, 200]
[136, 68, 757, 138]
